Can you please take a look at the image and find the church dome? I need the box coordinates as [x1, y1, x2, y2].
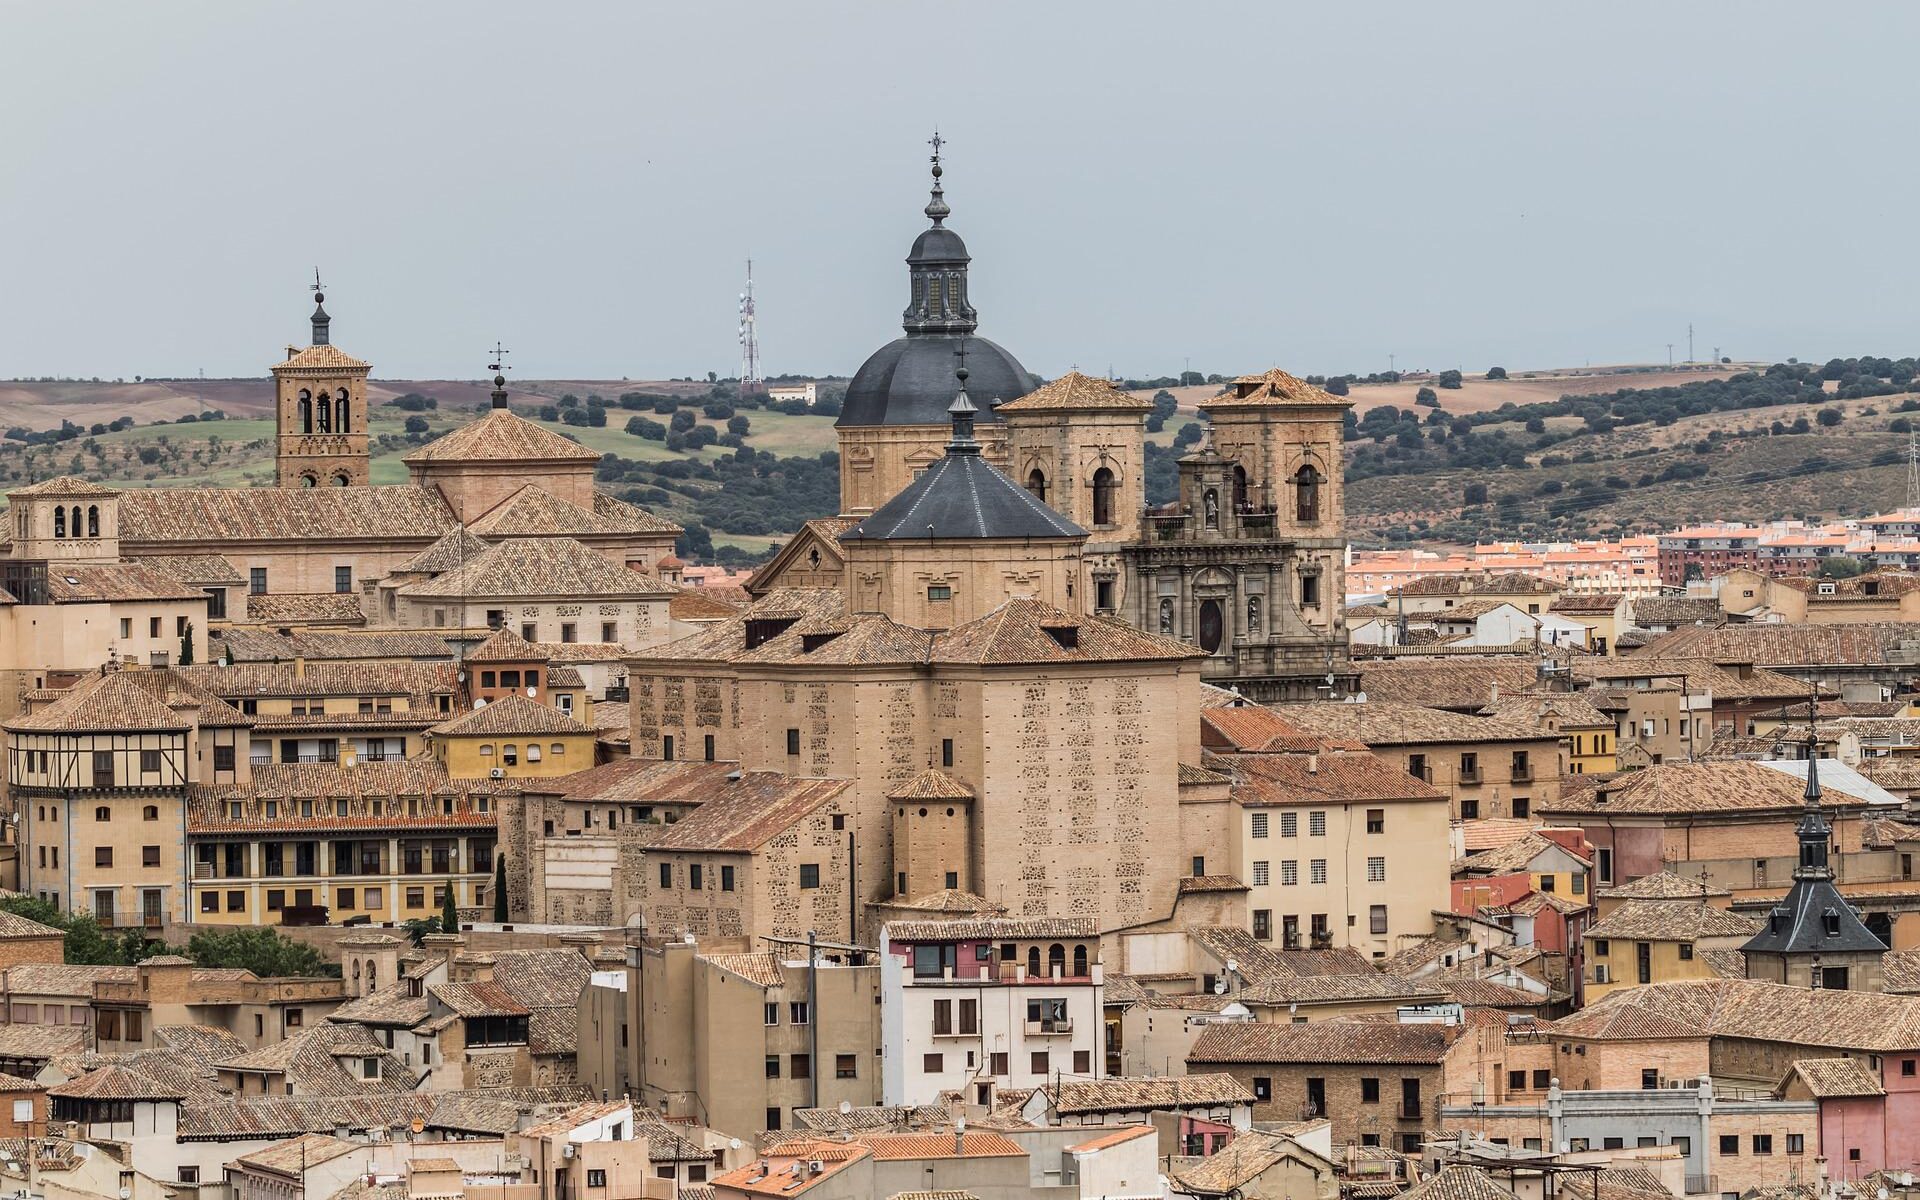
[836, 141, 1036, 430]
[840, 335, 1035, 429]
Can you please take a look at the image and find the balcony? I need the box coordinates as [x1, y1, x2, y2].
[1457, 770, 1483, 785]
[1398, 1102, 1425, 1120]
[1510, 766, 1533, 782]
[1024, 1018, 1074, 1037]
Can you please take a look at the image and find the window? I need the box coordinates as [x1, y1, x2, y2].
[1719, 1135, 1739, 1156]
[764, 1056, 780, 1079]
[689, 864, 703, 891]
[334, 566, 352, 593]
[789, 1002, 808, 1024]
[140, 749, 162, 773]
[1678, 943, 1694, 961]
[922, 1053, 942, 1074]
[560, 623, 577, 643]
[1597, 847, 1613, 883]
[836, 1054, 856, 1079]
[1460, 798, 1480, 820]
[1642, 1068, 1659, 1089]
[1787, 1133, 1805, 1155]
[1361, 1077, 1380, 1103]
[213, 745, 234, 772]
[1091, 467, 1116, 526]
[227, 891, 245, 912]
[927, 584, 953, 602]
[789, 1054, 810, 1079]
[250, 567, 267, 595]
[142, 846, 160, 868]
[1367, 856, 1385, 882]
[661, 736, 672, 761]
[1370, 904, 1389, 935]
[1250, 813, 1269, 838]
[704, 734, 715, 761]
[1310, 859, 1327, 884]
[95, 847, 112, 868]
[1030, 1051, 1049, 1074]
[942, 738, 954, 768]
[1191, 856, 1206, 876]
[1309, 811, 1327, 836]
[95, 806, 111, 822]
[1540, 874, 1557, 893]
[1366, 808, 1385, 834]
[601, 622, 617, 642]
[200, 892, 217, 914]
[1281, 861, 1298, 886]
[766, 1108, 781, 1131]
[787, 728, 801, 756]
[1408, 753, 1427, 780]
[1253, 910, 1271, 940]
[1509, 1070, 1526, 1092]
[1280, 812, 1298, 837]
[721, 865, 735, 892]
[1752, 1135, 1773, 1155]
[521, 623, 536, 641]
[1252, 861, 1270, 886]
[799, 863, 820, 889]
[1252, 1076, 1271, 1102]
[659, 863, 672, 889]
[764, 1003, 779, 1026]
[267, 889, 285, 911]
[149, 616, 162, 638]
[586, 1171, 606, 1190]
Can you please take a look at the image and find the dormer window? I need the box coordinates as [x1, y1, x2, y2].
[1824, 909, 1842, 937]
[1819, 582, 1836, 596]
[1042, 625, 1079, 650]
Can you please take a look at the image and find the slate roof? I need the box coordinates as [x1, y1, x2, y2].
[119, 485, 457, 543]
[398, 537, 674, 600]
[995, 371, 1151, 413]
[402, 409, 603, 463]
[1187, 1021, 1457, 1065]
[841, 449, 1085, 541]
[647, 774, 849, 852]
[430, 693, 594, 737]
[1584, 900, 1760, 941]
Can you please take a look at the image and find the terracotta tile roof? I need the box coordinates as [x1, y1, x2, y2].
[44, 560, 205, 603]
[898, 890, 1006, 915]
[1434, 974, 1555, 1008]
[0, 911, 66, 941]
[1224, 748, 1448, 806]
[403, 409, 601, 464]
[48, 1063, 185, 1101]
[1188, 1020, 1458, 1065]
[272, 344, 370, 372]
[180, 660, 457, 700]
[1458, 818, 1543, 854]
[489, 949, 592, 1007]
[6, 669, 190, 732]
[119, 485, 457, 544]
[154, 1024, 251, 1062]
[1883, 948, 1920, 994]
[526, 1007, 578, 1056]
[536, 639, 630, 662]
[1482, 693, 1612, 729]
[395, 528, 492, 575]
[670, 588, 741, 621]
[400, 536, 673, 601]
[0, 1026, 84, 1060]
[1400, 1166, 1519, 1200]
[430, 980, 529, 1018]
[1574, 655, 1810, 701]
[932, 598, 1203, 665]
[236, 1132, 368, 1176]
[888, 770, 973, 800]
[1627, 597, 1724, 628]
[1598, 871, 1731, 901]
[1202, 368, 1348, 410]
[431, 693, 594, 737]
[1064, 1125, 1155, 1153]
[210, 628, 455, 663]
[243, 593, 366, 624]
[530, 758, 738, 804]
[1550, 593, 1625, 615]
[996, 371, 1152, 413]
[635, 587, 848, 665]
[1245, 972, 1447, 1007]
[1783, 1057, 1884, 1098]
[884, 917, 1098, 942]
[216, 1024, 418, 1094]
[647, 773, 849, 853]
[188, 762, 508, 830]
[1179, 875, 1249, 894]
[859, 1131, 1026, 1160]
[1580, 978, 1920, 1052]
[702, 953, 786, 988]
[1202, 705, 1363, 753]
[1542, 760, 1880, 815]
[1180, 762, 1231, 785]
[328, 984, 431, 1028]
[1046, 1075, 1253, 1115]
[1269, 701, 1552, 748]
[1456, 832, 1591, 875]
[1170, 1129, 1331, 1196]
[737, 612, 934, 667]
[138, 553, 248, 584]
[1355, 662, 1547, 712]
[468, 483, 679, 537]
[712, 1144, 871, 1195]
[8, 475, 121, 498]
[465, 628, 542, 662]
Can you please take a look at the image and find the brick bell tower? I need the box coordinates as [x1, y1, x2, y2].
[274, 277, 371, 488]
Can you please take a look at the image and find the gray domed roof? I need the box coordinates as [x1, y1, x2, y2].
[837, 335, 1036, 429]
[909, 226, 969, 263]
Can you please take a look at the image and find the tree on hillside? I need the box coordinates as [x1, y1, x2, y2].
[1415, 388, 1440, 408]
[1463, 482, 1489, 505]
[1486, 367, 1508, 380]
[186, 927, 335, 978]
[1147, 389, 1178, 433]
[1817, 407, 1844, 427]
[1325, 377, 1350, 396]
[1437, 369, 1464, 390]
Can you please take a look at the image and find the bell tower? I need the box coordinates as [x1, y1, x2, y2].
[274, 277, 371, 488]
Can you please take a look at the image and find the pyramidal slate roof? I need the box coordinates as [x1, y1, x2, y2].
[842, 451, 1084, 541]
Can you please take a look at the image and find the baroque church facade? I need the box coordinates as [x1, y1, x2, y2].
[766, 149, 1355, 700]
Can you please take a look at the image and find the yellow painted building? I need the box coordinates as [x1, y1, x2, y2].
[1581, 897, 1761, 1002]
[1486, 693, 1618, 775]
[429, 693, 597, 781]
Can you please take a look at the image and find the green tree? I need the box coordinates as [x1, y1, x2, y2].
[0, 895, 159, 964]
[404, 415, 430, 434]
[493, 855, 509, 923]
[442, 883, 459, 934]
[1818, 556, 1872, 579]
[401, 917, 442, 946]
[1817, 407, 1844, 427]
[1324, 377, 1350, 396]
[1463, 482, 1489, 505]
[1485, 367, 1508, 380]
[1415, 388, 1440, 408]
[727, 414, 751, 436]
[178, 620, 194, 666]
[1437, 369, 1464, 390]
[185, 927, 335, 977]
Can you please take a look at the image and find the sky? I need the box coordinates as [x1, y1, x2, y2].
[4, 2, 1918, 384]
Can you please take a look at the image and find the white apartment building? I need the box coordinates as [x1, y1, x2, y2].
[880, 917, 1105, 1106]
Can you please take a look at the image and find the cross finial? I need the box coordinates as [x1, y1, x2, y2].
[924, 130, 950, 226]
[952, 338, 968, 377]
[311, 268, 323, 296]
[929, 130, 944, 161]
[488, 341, 512, 374]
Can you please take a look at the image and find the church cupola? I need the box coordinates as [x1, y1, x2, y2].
[903, 135, 977, 337]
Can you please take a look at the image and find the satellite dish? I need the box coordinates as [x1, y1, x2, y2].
[729, 1138, 743, 1152]
[527, 686, 537, 698]
[410, 1117, 425, 1134]
[955, 1117, 966, 1134]
[838, 1100, 852, 1115]
[1225, 958, 1239, 974]
[1212, 979, 1227, 995]
[474, 696, 488, 707]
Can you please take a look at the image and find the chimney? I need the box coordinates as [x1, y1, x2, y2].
[292, 655, 307, 680]
[1307, 754, 1320, 775]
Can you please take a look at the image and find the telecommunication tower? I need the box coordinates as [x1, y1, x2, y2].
[1906, 428, 1920, 512]
[738, 260, 764, 395]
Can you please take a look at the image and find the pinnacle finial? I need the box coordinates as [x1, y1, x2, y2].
[487, 342, 512, 410]
[924, 130, 950, 227]
[1804, 685, 1822, 805]
[309, 271, 331, 346]
[946, 340, 979, 453]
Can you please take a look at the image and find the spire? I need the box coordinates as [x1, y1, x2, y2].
[1795, 686, 1832, 879]
[946, 344, 979, 454]
[1803, 685, 1821, 805]
[310, 270, 331, 346]
[925, 130, 950, 226]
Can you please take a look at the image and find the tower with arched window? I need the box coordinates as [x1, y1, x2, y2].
[1119, 368, 1355, 701]
[273, 286, 371, 488]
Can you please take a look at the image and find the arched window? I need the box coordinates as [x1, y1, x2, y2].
[299, 474, 317, 488]
[297, 390, 313, 434]
[70, 507, 82, 537]
[86, 505, 99, 537]
[1026, 946, 1041, 978]
[1091, 467, 1116, 527]
[1047, 943, 1067, 978]
[352, 960, 361, 980]
[331, 473, 350, 487]
[316, 398, 331, 433]
[1294, 466, 1323, 522]
[336, 392, 349, 433]
[1072, 944, 1089, 977]
[53, 507, 65, 538]
[143, 805, 158, 820]
[94, 806, 110, 822]
[1026, 469, 1048, 503]
[367, 963, 377, 988]
[1232, 464, 1249, 512]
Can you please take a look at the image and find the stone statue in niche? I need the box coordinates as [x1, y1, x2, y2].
[1248, 595, 1262, 635]
[1204, 490, 1219, 530]
[1158, 598, 1173, 634]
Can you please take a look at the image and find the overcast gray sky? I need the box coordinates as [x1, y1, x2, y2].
[5, 2, 1916, 383]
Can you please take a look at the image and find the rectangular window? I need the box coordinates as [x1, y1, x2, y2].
[1787, 1134, 1804, 1155]
[789, 1002, 808, 1024]
[764, 1003, 779, 1026]
[764, 1056, 780, 1079]
[942, 738, 954, 768]
[140, 749, 162, 773]
[659, 863, 672, 889]
[799, 863, 820, 889]
[601, 622, 617, 642]
[1280, 812, 1298, 837]
[689, 864, 703, 891]
[1367, 856, 1385, 882]
[1281, 861, 1298, 886]
[586, 1171, 606, 1190]
[789, 1054, 810, 1079]
[1460, 798, 1480, 820]
[250, 567, 267, 595]
[1252, 861, 1270, 886]
[334, 566, 352, 593]
[213, 745, 234, 772]
[1253, 910, 1272, 940]
[958, 998, 978, 1034]
[1310, 859, 1327, 884]
[922, 1053, 942, 1074]
[142, 846, 160, 868]
[1250, 812, 1269, 838]
[150, 616, 162, 638]
[1030, 1051, 1048, 1075]
[721, 865, 735, 892]
[1361, 1077, 1380, 1103]
[1509, 1070, 1526, 1092]
[1752, 1135, 1772, 1155]
[704, 734, 715, 761]
[1370, 904, 1388, 935]
[1719, 1136, 1739, 1156]
[1366, 808, 1385, 834]
[1533, 1069, 1550, 1089]
[1300, 574, 1319, 607]
[560, 623, 577, 643]
[927, 584, 952, 602]
[1308, 811, 1327, 837]
[120, 617, 132, 638]
[94, 847, 112, 868]
[786, 728, 801, 756]
[990, 1052, 1008, 1076]
[836, 1054, 856, 1079]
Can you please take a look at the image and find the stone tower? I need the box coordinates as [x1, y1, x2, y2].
[998, 371, 1150, 617]
[273, 285, 371, 488]
[1120, 369, 1355, 700]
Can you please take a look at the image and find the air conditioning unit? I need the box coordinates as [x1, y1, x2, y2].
[489, 768, 506, 780]
[561, 1145, 576, 1159]
[808, 1161, 824, 1173]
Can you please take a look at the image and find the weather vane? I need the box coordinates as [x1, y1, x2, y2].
[488, 342, 512, 374]
[311, 268, 324, 296]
